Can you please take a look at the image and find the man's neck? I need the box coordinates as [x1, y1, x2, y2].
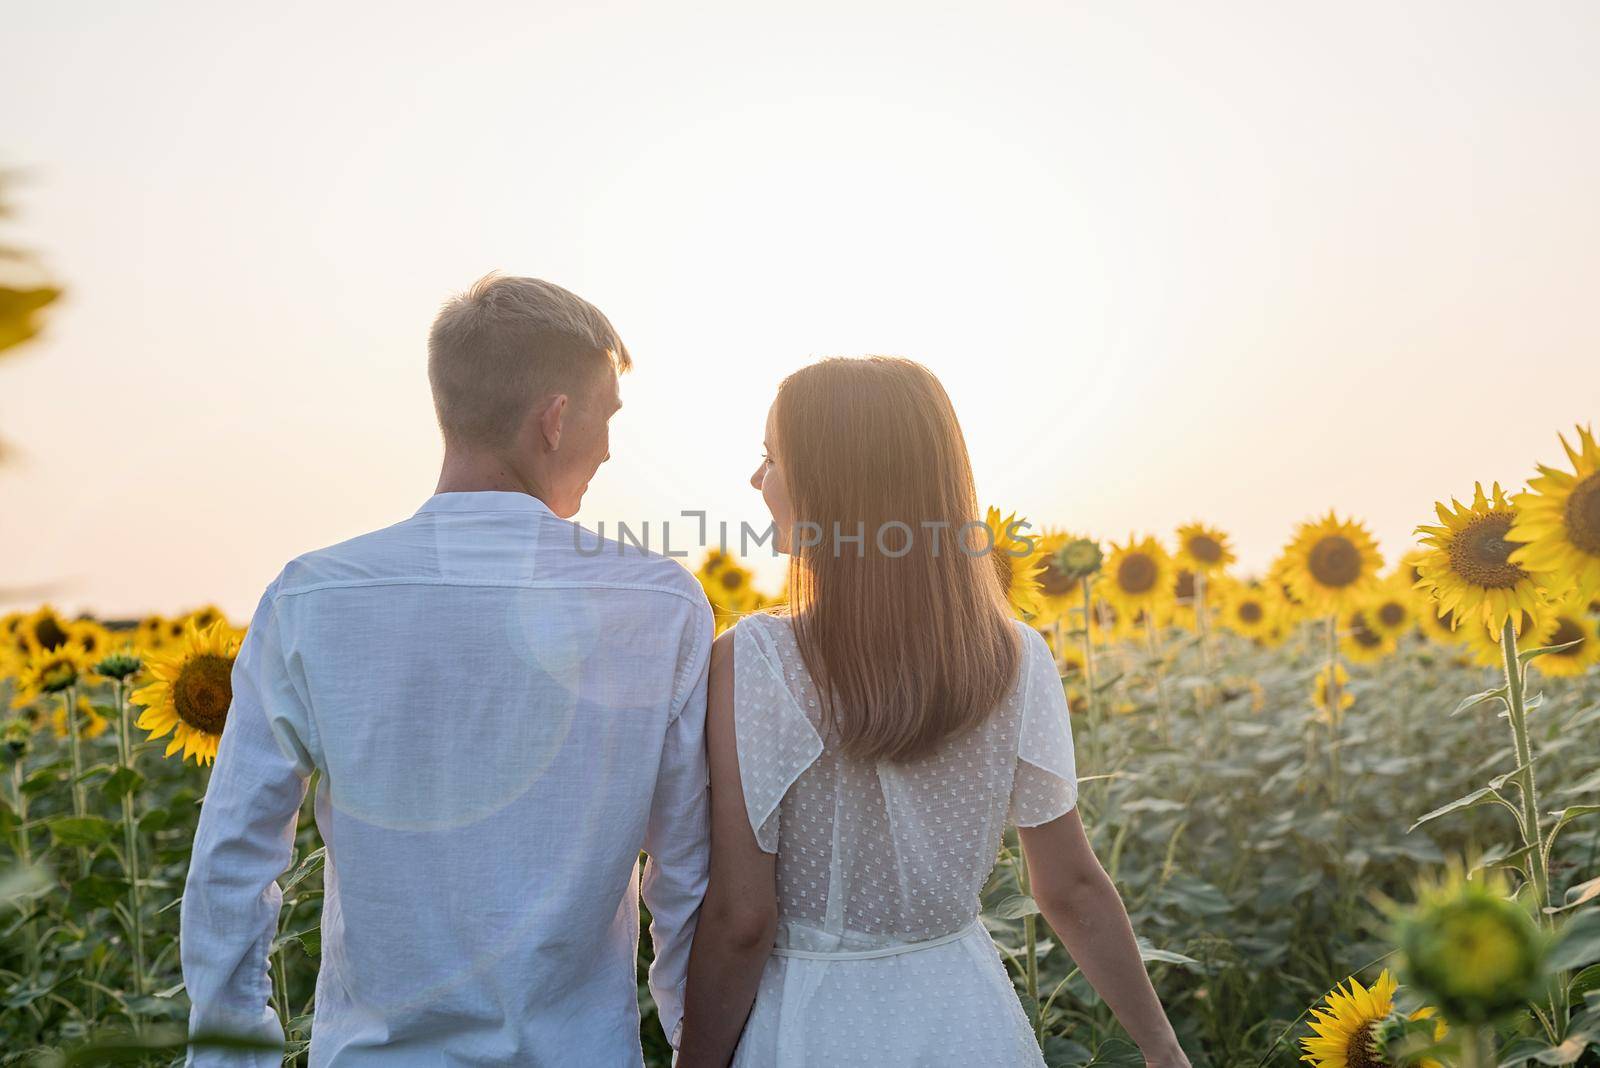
[434, 449, 545, 500]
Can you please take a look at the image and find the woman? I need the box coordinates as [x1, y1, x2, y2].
[677, 357, 1188, 1067]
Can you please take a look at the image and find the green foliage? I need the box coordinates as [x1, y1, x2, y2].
[2, 622, 1597, 1066]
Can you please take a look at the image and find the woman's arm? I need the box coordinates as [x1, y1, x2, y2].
[1019, 809, 1190, 1068]
[676, 629, 780, 1068]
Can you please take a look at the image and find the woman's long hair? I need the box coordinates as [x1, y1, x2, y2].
[773, 356, 1021, 763]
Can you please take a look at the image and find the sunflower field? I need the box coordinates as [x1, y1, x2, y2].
[3, 424, 1600, 1067]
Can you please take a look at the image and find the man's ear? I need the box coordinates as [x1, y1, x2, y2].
[537, 393, 569, 451]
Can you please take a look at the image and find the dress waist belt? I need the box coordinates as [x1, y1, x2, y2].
[769, 918, 981, 960]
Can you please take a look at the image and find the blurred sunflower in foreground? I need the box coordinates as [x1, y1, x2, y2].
[132, 619, 242, 766]
[1389, 860, 1548, 1027]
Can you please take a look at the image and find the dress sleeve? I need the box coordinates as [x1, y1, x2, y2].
[1008, 625, 1080, 828]
[733, 617, 824, 854]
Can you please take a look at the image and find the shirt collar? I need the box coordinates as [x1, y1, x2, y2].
[414, 490, 558, 518]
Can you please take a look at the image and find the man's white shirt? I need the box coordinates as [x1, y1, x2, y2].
[180, 490, 713, 1066]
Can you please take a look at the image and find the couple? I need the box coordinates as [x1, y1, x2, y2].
[179, 275, 1187, 1067]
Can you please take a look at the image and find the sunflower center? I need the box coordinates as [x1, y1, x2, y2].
[41, 657, 78, 693]
[1175, 571, 1196, 600]
[1188, 536, 1222, 564]
[1118, 554, 1157, 595]
[1350, 612, 1383, 648]
[1549, 617, 1585, 656]
[1345, 1021, 1383, 1068]
[1377, 601, 1406, 628]
[1565, 473, 1600, 554]
[1238, 602, 1264, 624]
[1038, 559, 1075, 598]
[719, 570, 745, 592]
[1448, 513, 1528, 589]
[172, 654, 234, 735]
[1309, 536, 1362, 588]
[35, 616, 69, 651]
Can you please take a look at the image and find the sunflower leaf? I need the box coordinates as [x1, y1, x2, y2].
[1518, 638, 1587, 666]
[101, 766, 143, 803]
[1568, 964, 1600, 1007]
[1490, 757, 1540, 791]
[1451, 688, 1508, 717]
[280, 846, 327, 893]
[1544, 807, 1600, 878]
[46, 815, 117, 847]
[994, 893, 1041, 919]
[1548, 909, 1600, 972]
[1408, 787, 1521, 834]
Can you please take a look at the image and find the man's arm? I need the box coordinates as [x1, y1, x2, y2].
[181, 580, 316, 1067]
[640, 603, 714, 1051]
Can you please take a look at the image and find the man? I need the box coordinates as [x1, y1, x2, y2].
[181, 274, 713, 1066]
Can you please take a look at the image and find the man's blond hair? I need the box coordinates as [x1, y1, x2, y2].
[427, 273, 631, 448]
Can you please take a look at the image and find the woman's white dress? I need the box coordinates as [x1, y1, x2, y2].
[728, 612, 1080, 1068]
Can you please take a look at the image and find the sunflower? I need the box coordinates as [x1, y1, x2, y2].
[1216, 579, 1280, 641]
[19, 604, 73, 655]
[1340, 608, 1397, 665]
[51, 694, 110, 741]
[1415, 482, 1545, 636]
[1415, 602, 1463, 647]
[131, 619, 241, 766]
[1395, 863, 1548, 1026]
[10, 643, 93, 709]
[1508, 423, 1600, 605]
[1311, 661, 1354, 721]
[1528, 595, 1600, 678]
[1299, 967, 1445, 1068]
[1365, 578, 1415, 640]
[983, 507, 1047, 620]
[1457, 606, 1558, 670]
[66, 619, 114, 663]
[1392, 549, 1429, 593]
[134, 615, 172, 655]
[1281, 511, 1385, 616]
[1175, 521, 1236, 576]
[1101, 534, 1176, 625]
[1029, 530, 1084, 626]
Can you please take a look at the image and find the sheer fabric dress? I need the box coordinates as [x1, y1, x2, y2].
[729, 613, 1080, 1068]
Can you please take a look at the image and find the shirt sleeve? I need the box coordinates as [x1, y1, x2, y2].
[640, 600, 714, 1051]
[1008, 625, 1080, 828]
[181, 577, 316, 1068]
[732, 617, 824, 855]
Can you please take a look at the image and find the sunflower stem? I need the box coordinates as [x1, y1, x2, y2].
[1143, 615, 1172, 745]
[1498, 619, 1565, 1035]
[63, 683, 90, 877]
[1457, 1024, 1489, 1068]
[1324, 615, 1342, 812]
[1016, 840, 1041, 1038]
[113, 679, 147, 1013]
[1079, 578, 1100, 774]
[10, 757, 40, 975]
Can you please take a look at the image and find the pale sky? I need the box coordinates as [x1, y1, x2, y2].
[3, 0, 1598, 620]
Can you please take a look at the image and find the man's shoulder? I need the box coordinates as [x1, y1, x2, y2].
[271, 517, 418, 597]
[561, 521, 711, 610]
